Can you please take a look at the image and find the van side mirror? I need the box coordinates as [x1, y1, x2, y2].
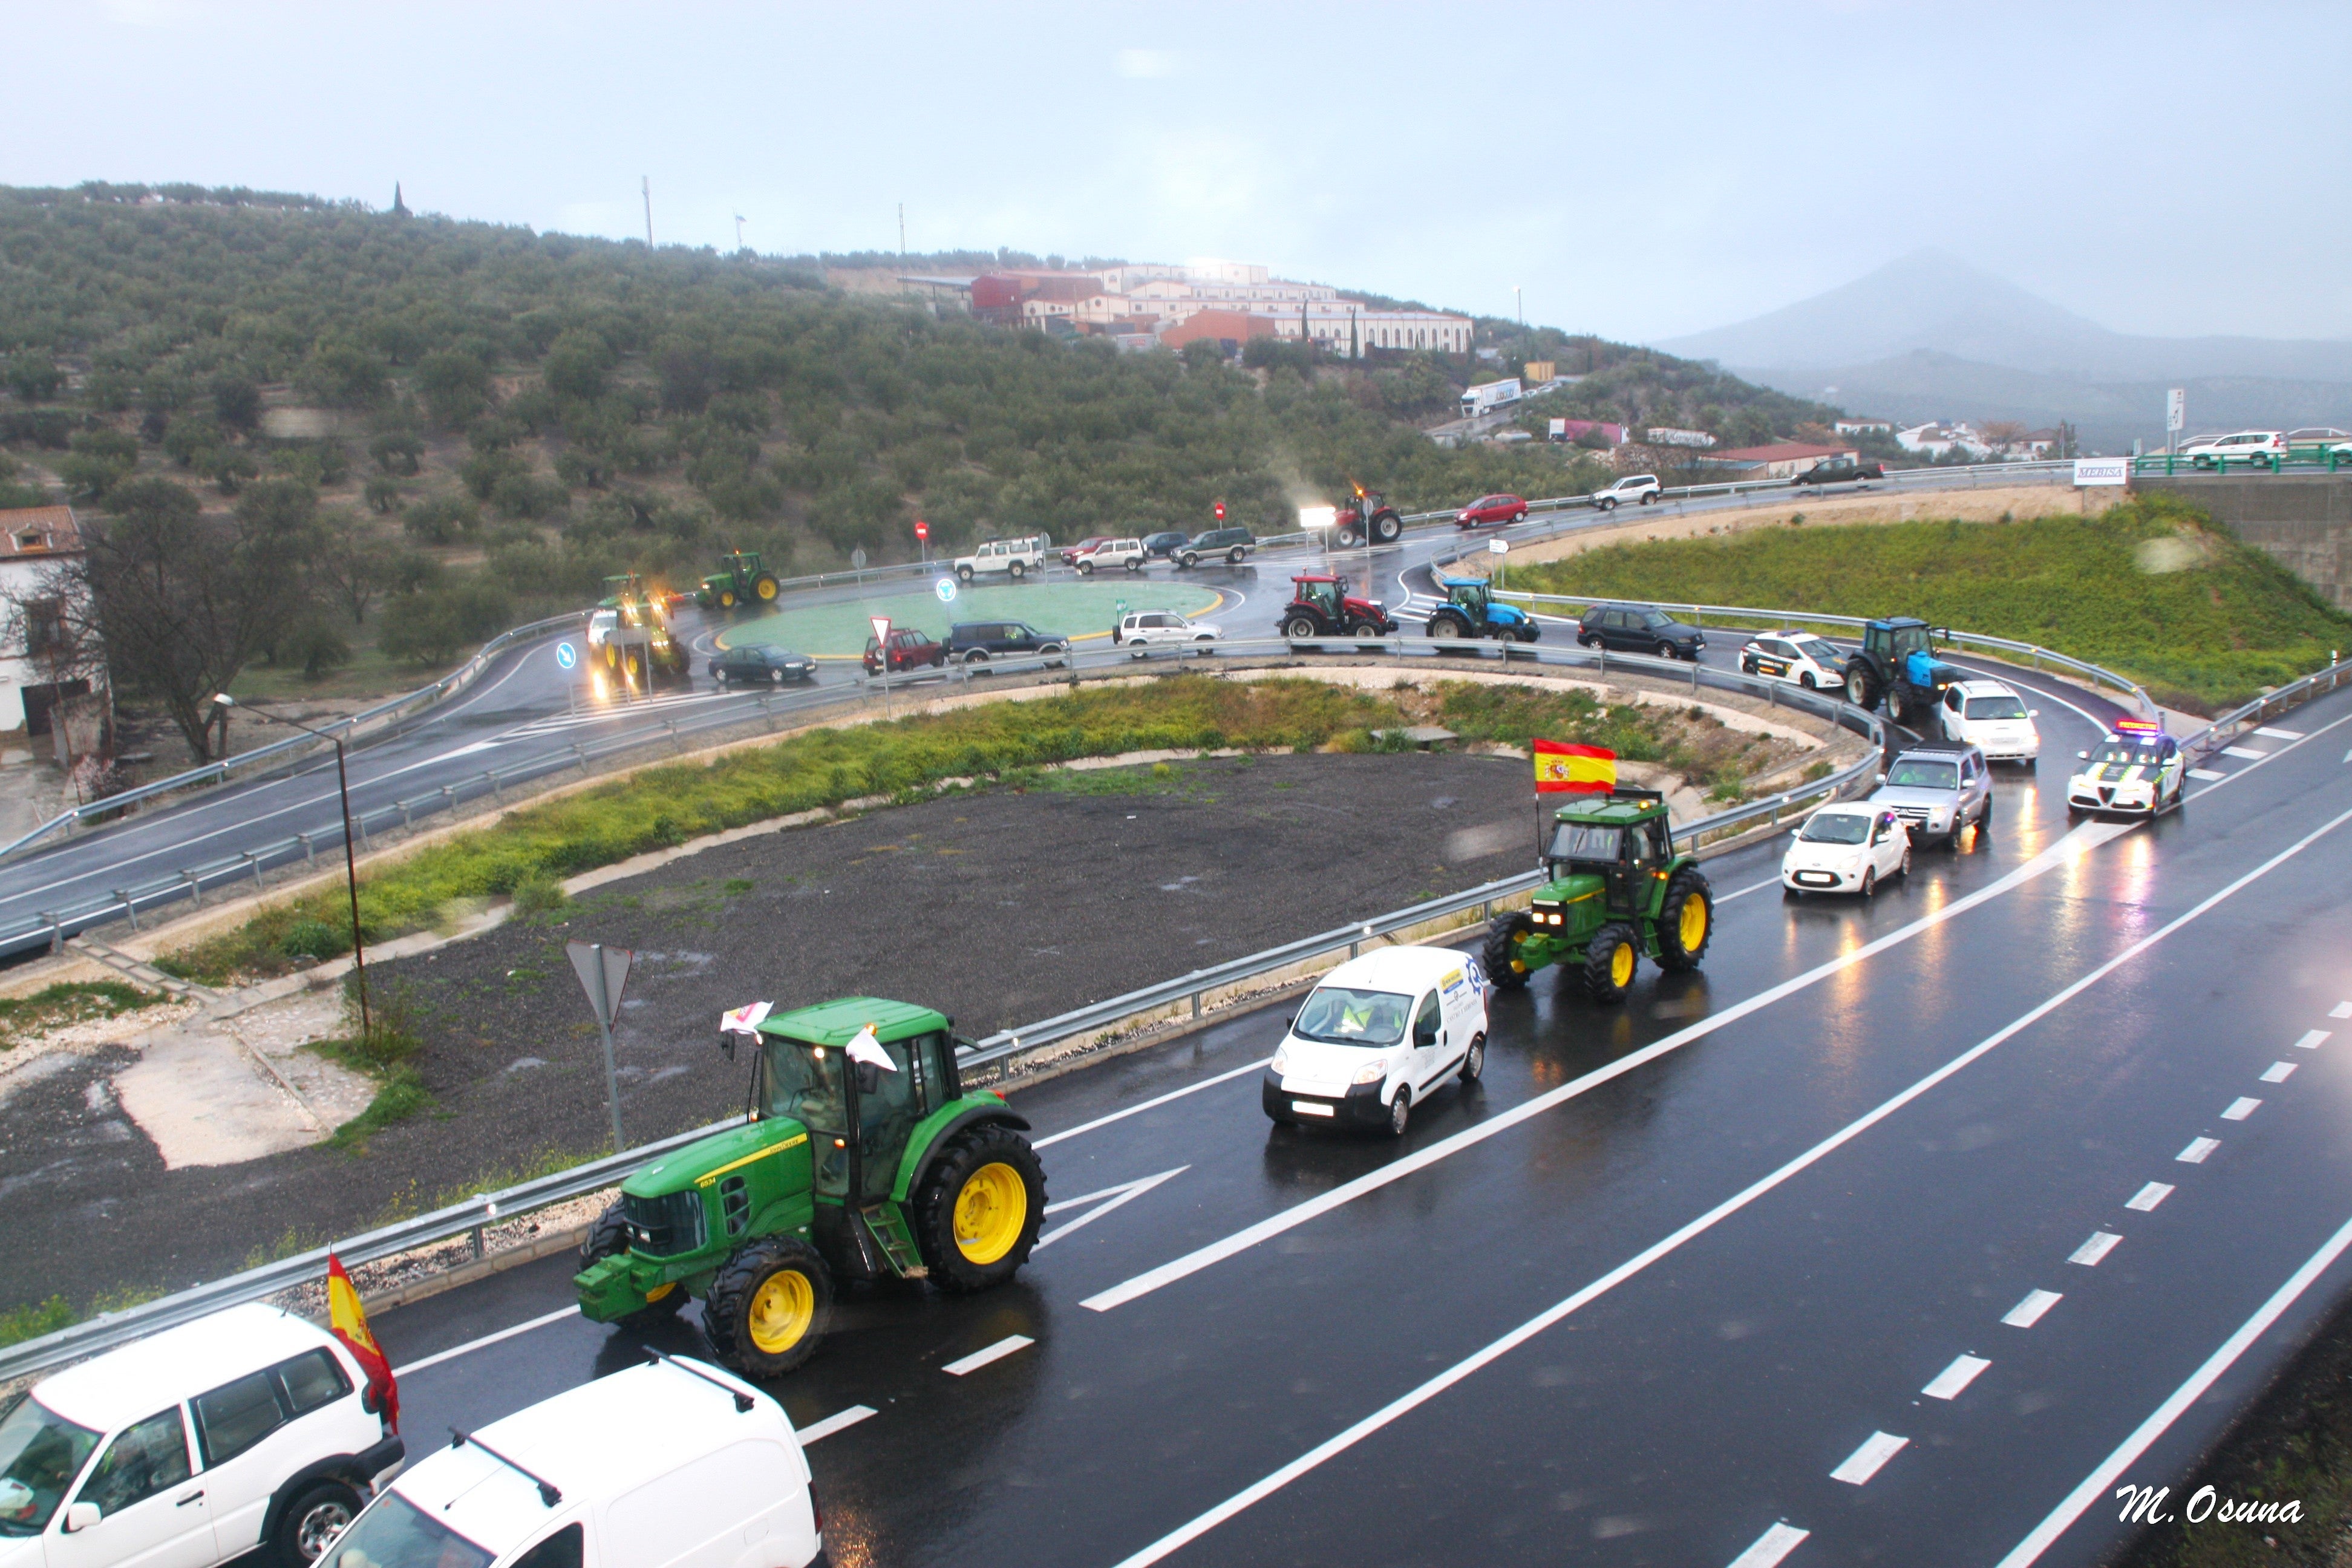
[65, 1503, 100, 1534]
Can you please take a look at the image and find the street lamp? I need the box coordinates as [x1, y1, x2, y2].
[212, 694, 369, 1037]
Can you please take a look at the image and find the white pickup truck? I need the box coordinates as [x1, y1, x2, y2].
[952, 534, 1051, 583]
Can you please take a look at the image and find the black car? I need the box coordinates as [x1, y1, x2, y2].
[1792, 459, 1885, 486]
[1142, 530, 1192, 559]
[1576, 603, 1707, 660]
[947, 620, 1070, 667]
[1176, 527, 1256, 569]
[707, 642, 817, 684]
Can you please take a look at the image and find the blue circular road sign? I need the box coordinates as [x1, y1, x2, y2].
[555, 641, 578, 670]
[935, 577, 958, 604]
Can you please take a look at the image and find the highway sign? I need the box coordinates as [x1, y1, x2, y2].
[935, 577, 956, 603]
[2074, 458, 2129, 487]
[554, 641, 577, 670]
[851, 547, 868, 569]
[1488, 538, 1509, 555]
[2167, 388, 2186, 433]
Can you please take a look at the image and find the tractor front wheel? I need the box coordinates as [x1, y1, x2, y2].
[914, 1125, 1046, 1293]
[1583, 923, 1639, 1004]
[1481, 912, 1536, 989]
[719, 588, 737, 609]
[1515, 623, 1540, 644]
[1886, 684, 1911, 725]
[580, 1204, 688, 1329]
[703, 1235, 834, 1377]
[1655, 868, 1713, 972]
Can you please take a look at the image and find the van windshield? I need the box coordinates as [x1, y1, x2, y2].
[0, 1397, 100, 1537]
[1292, 987, 1411, 1047]
[330, 1492, 494, 1568]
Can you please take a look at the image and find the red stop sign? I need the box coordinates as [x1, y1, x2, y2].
[914, 519, 930, 541]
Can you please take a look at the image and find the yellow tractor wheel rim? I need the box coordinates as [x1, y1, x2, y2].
[1508, 930, 1530, 975]
[953, 1162, 1028, 1265]
[1679, 893, 1709, 950]
[1610, 941, 1635, 988]
[757, 578, 778, 600]
[719, 589, 735, 608]
[746, 1269, 814, 1353]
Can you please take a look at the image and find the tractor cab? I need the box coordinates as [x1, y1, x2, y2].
[1448, 578, 1493, 618]
[1544, 791, 1673, 918]
[1295, 575, 1345, 621]
[1864, 616, 1935, 665]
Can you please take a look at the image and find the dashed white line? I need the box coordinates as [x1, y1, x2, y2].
[393, 1305, 579, 1376]
[2126, 1182, 2174, 1212]
[2254, 725, 2305, 740]
[2221, 1096, 2262, 1121]
[2221, 745, 2269, 760]
[1922, 1354, 1991, 1400]
[2261, 1062, 2298, 1083]
[2178, 1137, 2220, 1163]
[1717, 875, 1783, 903]
[796, 1405, 877, 1443]
[2294, 1029, 2332, 1050]
[2003, 1289, 2063, 1328]
[1034, 1059, 1272, 1149]
[1726, 1522, 1811, 1567]
[943, 1334, 1034, 1376]
[2187, 767, 2227, 781]
[1829, 1430, 1909, 1485]
[2069, 1232, 2122, 1267]
[2330, 1002, 2352, 1019]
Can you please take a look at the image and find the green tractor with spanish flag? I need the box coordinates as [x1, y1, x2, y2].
[1483, 742, 1714, 1003]
[573, 996, 1045, 1379]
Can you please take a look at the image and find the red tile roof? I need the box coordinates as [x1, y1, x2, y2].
[0, 506, 82, 556]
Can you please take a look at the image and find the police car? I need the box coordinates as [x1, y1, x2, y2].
[2066, 719, 2184, 817]
[1263, 947, 1488, 1137]
[1737, 630, 1849, 690]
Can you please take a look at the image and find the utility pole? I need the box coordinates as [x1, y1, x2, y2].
[1515, 285, 1523, 327]
[734, 213, 746, 252]
[641, 177, 653, 247]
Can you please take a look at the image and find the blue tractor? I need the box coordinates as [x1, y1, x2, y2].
[1425, 576, 1540, 644]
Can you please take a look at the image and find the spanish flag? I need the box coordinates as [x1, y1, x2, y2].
[1534, 739, 1615, 794]
[326, 1253, 399, 1433]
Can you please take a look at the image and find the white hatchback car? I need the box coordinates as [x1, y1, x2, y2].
[1936, 679, 2040, 763]
[1114, 610, 1220, 654]
[1782, 803, 1912, 898]
[1262, 946, 1488, 1136]
[1592, 475, 1661, 511]
[0, 1302, 402, 1568]
[324, 1355, 820, 1568]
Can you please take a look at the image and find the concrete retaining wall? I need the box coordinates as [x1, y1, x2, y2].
[2134, 474, 2352, 611]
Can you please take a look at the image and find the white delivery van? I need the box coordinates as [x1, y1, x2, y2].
[1262, 946, 1489, 1136]
[321, 1354, 820, 1568]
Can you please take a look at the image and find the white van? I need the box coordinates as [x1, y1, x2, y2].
[1262, 946, 1488, 1136]
[0, 1302, 403, 1568]
[319, 1355, 820, 1568]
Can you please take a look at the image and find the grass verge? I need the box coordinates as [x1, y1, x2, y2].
[307, 986, 434, 1153]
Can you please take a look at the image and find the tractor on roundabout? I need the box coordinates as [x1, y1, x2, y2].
[1482, 789, 1713, 1003]
[1425, 575, 1540, 644]
[574, 996, 1045, 1378]
[696, 550, 782, 611]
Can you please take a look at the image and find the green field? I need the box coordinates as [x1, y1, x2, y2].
[1510, 495, 2351, 712]
[716, 579, 1227, 657]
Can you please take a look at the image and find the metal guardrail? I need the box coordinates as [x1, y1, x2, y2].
[2132, 448, 2352, 477]
[0, 636, 1887, 1383]
[2177, 656, 2352, 760]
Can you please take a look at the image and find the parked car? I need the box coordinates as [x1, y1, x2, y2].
[1175, 528, 1256, 569]
[1936, 678, 2040, 763]
[1791, 459, 1885, 486]
[0, 1302, 404, 1568]
[1576, 603, 1706, 659]
[1141, 530, 1192, 559]
[1073, 538, 1147, 575]
[1870, 742, 1992, 848]
[1454, 493, 1528, 529]
[2286, 428, 2351, 444]
[1114, 610, 1220, 654]
[862, 627, 944, 675]
[708, 643, 817, 684]
[1262, 945, 1488, 1135]
[1592, 475, 1661, 511]
[1738, 630, 1847, 690]
[1782, 803, 1912, 898]
[325, 1356, 821, 1568]
[2181, 430, 2285, 468]
[952, 535, 1050, 583]
[1056, 535, 1113, 566]
[948, 620, 1070, 667]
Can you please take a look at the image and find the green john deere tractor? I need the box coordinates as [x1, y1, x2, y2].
[1482, 789, 1713, 1003]
[596, 573, 691, 687]
[696, 551, 782, 612]
[574, 997, 1045, 1378]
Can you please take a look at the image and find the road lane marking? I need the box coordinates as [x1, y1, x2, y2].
[2187, 767, 2227, 781]
[2188, 705, 2352, 806]
[2177, 1137, 2220, 1163]
[1717, 875, 1783, 903]
[1994, 1206, 2352, 1566]
[2003, 1290, 2063, 1328]
[1097, 799, 2352, 1566]
[944, 1334, 1033, 1376]
[2069, 1232, 2122, 1267]
[2126, 1182, 2175, 1212]
[1922, 1354, 1991, 1400]
[1726, 1523, 1810, 1567]
[1085, 820, 2134, 1313]
[2221, 745, 2269, 760]
[2331, 1002, 2352, 1019]
[2261, 1062, 2298, 1083]
[2255, 725, 2304, 739]
[393, 1305, 580, 1376]
[2221, 1096, 2262, 1121]
[1033, 1060, 1273, 1150]
[2295, 1029, 2332, 1050]
[1035, 1166, 1190, 1251]
[796, 1405, 877, 1444]
[1829, 1431, 1909, 1485]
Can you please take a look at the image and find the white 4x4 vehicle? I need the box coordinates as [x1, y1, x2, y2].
[1073, 538, 1146, 575]
[2181, 430, 2285, 468]
[1592, 474, 1661, 511]
[951, 535, 1050, 584]
[1114, 610, 1220, 654]
[1936, 678, 2040, 763]
[1263, 946, 1488, 1137]
[0, 1302, 403, 1568]
[325, 1354, 820, 1568]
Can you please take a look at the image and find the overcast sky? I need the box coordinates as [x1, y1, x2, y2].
[13, 0, 2350, 344]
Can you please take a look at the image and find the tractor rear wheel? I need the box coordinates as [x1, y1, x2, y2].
[755, 574, 779, 601]
[1482, 912, 1537, 988]
[1282, 614, 1320, 639]
[1428, 616, 1463, 640]
[1845, 664, 1878, 710]
[703, 1235, 833, 1377]
[1655, 868, 1713, 972]
[1582, 923, 1639, 1004]
[581, 1203, 687, 1329]
[914, 1124, 1045, 1293]
[1372, 509, 1403, 544]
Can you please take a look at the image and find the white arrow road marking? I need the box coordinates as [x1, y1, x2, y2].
[1034, 1166, 1190, 1251]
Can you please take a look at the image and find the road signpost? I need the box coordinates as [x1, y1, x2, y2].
[915, 517, 930, 566]
[556, 640, 578, 716]
[1489, 535, 1509, 590]
[935, 577, 956, 604]
[565, 940, 634, 1153]
[2167, 388, 2186, 454]
[870, 615, 893, 715]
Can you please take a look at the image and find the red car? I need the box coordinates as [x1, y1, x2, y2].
[863, 627, 944, 675]
[1058, 535, 1112, 566]
[1455, 493, 1528, 529]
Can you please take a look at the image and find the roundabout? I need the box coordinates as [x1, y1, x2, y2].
[713, 577, 1229, 658]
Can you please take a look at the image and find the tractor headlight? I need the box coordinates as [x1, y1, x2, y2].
[1351, 1059, 1389, 1086]
[1270, 1047, 1289, 1075]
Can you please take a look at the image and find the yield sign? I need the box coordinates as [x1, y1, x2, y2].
[566, 941, 633, 1026]
[1033, 1165, 1189, 1251]
[870, 615, 891, 648]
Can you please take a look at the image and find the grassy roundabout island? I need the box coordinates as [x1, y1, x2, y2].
[714, 578, 1229, 658]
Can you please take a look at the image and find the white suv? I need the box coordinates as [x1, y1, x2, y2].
[951, 535, 1050, 584]
[0, 1302, 403, 1567]
[1114, 610, 1220, 653]
[1592, 474, 1661, 511]
[1936, 678, 2041, 763]
[2181, 430, 2285, 468]
[1073, 538, 1146, 575]
[1263, 946, 1488, 1136]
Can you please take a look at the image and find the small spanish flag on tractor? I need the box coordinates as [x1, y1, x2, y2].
[325, 1253, 399, 1433]
[1534, 739, 1616, 794]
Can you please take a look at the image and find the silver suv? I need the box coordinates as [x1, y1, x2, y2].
[1869, 742, 1991, 849]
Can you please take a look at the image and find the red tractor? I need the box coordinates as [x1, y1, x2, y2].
[1331, 485, 1405, 547]
[1279, 574, 1399, 640]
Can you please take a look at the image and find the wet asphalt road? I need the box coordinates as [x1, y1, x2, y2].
[351, 673, 2352, 1566]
